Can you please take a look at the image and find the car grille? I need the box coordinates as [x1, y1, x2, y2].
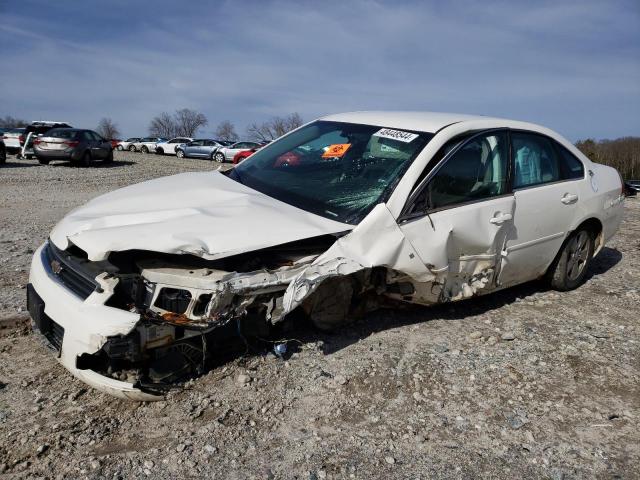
[27, 284, 65, 353]
[43, 242, 100, 300]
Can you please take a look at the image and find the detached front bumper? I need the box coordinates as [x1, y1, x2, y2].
[28, 243, 160, 401]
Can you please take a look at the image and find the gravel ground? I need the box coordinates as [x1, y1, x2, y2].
[0, 151, 638, 479]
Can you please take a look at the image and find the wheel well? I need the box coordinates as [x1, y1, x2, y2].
[574, 217, 603, 252]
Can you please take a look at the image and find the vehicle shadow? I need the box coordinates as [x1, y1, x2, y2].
[227, 246, 623, 362]
[0, 160, 41, 168]
[49, 160, 136, 168]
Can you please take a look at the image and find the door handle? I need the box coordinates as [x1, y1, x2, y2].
[489, 213, 512, 225]
[561, 193, 579, 205]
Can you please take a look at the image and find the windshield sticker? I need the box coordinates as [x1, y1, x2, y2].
[373, 128, 419, 143]
[322, 143, 352, 158]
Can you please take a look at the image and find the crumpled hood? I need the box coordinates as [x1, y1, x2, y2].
[50, 171, 352, 261]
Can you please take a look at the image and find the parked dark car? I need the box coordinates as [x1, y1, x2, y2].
[33, 128, 113, 167]
[0, 137, 6, 164]
[624, 180, 640, 196]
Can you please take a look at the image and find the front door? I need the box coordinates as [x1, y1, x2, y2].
[400, 130, 515, 302]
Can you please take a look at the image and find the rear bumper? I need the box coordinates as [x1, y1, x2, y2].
[28, 243, 160, 401]
[33, 148, 77, 161]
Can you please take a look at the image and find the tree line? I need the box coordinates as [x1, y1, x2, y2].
[0, 110, 305, 143]
[575, 137, 640, 180]
[147, 109, 304, 142]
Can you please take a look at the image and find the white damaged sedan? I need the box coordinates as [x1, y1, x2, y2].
[28, 112, 624, 400]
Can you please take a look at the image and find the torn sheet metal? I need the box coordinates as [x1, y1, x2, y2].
[278, 203, 434, 319]
[50, 171, 353, 261]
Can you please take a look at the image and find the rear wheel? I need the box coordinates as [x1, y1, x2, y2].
[546, 229, 594, 291]
[80, 151, 92, 167]
[104, 149, 114, 163]
[0, 147, 6, 164]
[214, 152, 225, 163]
[128, 145, 136, 152]
[177, 150, 185, 159]
[141, 146, 149, 154]
[116, 145, 123, 151]
[156, 148, 164, 155]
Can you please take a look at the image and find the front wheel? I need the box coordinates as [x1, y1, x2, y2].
[177, 150, 185, 159]
[214, 152, 225, 163]
[141, 146, 149, 154]
[546, 229, 594, 291]
[128, 145, 136, 152]
[156, 148, 164, 155]
[116, 145, 123, 151]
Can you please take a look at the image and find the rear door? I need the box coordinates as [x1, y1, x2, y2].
[400, 130, 515, 301]
[87, 131, 108, 159]
[498, 131, 584, 286]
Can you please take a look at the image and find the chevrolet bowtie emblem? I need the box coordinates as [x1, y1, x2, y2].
[50, 260, 63, 275]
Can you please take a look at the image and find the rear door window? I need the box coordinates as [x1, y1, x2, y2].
[511, 132, 561, 188]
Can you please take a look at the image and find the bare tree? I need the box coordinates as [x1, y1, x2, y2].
[214, 120, 239, 142]
[174, 108, 208, 137]
[149, 112, 178, 138]
[149, 109, 208, 138]
[96, 117, 121, 139]
[246, 113, 303, 142]
[0, 115, 28, 127]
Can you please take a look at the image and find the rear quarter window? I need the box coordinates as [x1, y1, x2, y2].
[555, 143, 585, 179]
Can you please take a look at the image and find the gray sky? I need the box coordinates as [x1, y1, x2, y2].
[1, 0, 638, 141]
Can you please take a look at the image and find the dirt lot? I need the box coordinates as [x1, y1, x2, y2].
[0, 151, 638, 479]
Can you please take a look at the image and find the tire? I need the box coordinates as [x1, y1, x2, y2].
[0, 148, 6, 164]
[129, 145, 136, 152]
[116, 145, 123, 151]
[214, 152, 225, 163]
[141, 146, 149, 154]
[80, 151, 92, 168]
[176, 150, 185, 159]
[38, 158, 49, 165]
[26, 155, 34, 160]
[104, 149, 114, 163]
[546, 229, 595, 291]
[156, 148, 164, 155]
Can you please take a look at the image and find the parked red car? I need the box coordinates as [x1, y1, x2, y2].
[110, 139, 122, 150]
[232, 148, 256, 164]
[232, 141, 271, 164]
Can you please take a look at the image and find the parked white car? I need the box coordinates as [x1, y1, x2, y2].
[132, 137, 167, 153]
[27, 111, 624, 400]
[117, 137, 141, 151]
[213, 141, 261, 162]
[154, 137, 192, 155]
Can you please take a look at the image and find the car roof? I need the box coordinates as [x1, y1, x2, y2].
[320, 111, 549, 135]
